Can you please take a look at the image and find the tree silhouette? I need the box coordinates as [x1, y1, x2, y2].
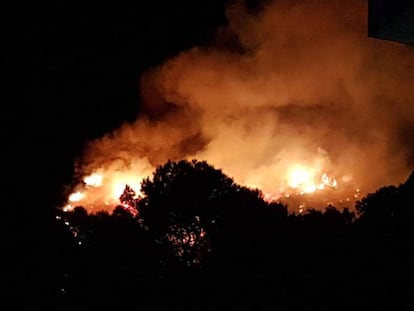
[50, 166, 414, 309]
[324, 205, 355, 226]
[118, 185, 140, 216]
[354, 170, 414, 239]
[131, 159, 240, 266]
[355, 185, 399, 229]
[395, 170, 414, 229]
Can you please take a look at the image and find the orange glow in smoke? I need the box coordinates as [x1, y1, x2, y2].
[287, 165, 337, 194]
[63, 159, 344, 214]
[60, 0, 414, 215]
[68, 191, 85, 202]
[63, 169, 150, 213]
[84, 172, 103, 187]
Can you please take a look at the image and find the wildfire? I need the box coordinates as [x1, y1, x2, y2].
[58, 0, 414, 217]
[62, 158, 345, 214]
[68, 191, 84, 203]
[287, 165, 337, 195]
[63, 170, 149, 213]
[83, 172, 103, 187]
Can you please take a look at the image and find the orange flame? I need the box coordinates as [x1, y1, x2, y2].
[286, 164, 337, 195]
[63, 161, 153, 213]
[63, 160, 344, 213]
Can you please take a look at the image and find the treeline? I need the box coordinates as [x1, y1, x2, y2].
[11, 160, 414, 310]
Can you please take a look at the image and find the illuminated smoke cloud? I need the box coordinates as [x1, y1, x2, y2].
[69, 0, 414, 212]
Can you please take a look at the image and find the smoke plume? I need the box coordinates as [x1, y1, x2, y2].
[77, 0, 414, 211]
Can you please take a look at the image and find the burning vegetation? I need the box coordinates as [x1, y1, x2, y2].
[63, 0, 414, 214]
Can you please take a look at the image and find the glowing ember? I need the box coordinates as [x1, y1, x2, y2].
[63, 205, 73, 212]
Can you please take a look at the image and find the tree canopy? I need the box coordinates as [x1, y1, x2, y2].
[17, 161, 414, 310]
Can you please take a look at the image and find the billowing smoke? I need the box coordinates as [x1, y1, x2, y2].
[71, 0, 414, 212]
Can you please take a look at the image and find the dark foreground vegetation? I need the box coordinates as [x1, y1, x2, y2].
[6, 160, 414, 310]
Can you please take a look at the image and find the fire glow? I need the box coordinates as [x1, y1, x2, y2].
[63, 159, 342, 213]
[62, 0, 414, 214]
[287, 165, 337, 194]
[63, 169, 148, 213]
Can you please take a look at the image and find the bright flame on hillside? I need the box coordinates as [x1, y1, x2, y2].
[84, 173, 103, 187]
[68, 191, 84, 203]
[61, 0, 414, 214]
[63, 167, 151, 213]
[62, 157, 346, 214]
[287, 165, 337, 194]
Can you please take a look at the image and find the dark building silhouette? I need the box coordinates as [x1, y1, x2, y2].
[368, 0, 414, 45]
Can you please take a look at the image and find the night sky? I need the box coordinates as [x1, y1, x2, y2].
[4, 0, 414, 217]
[4, 1, 239, 216]
[3, 1, 414, 309]
[4, 0, 414, 222]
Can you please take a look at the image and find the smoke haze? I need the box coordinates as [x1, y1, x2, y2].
[77, 0, 414, 210]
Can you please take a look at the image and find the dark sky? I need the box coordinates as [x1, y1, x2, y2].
[4, 0, 414, 222]
[4, 3, 414, 300]
[4, 1, 242, 216]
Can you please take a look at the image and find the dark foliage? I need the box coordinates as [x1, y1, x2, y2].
[9, 160, 414, 310]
